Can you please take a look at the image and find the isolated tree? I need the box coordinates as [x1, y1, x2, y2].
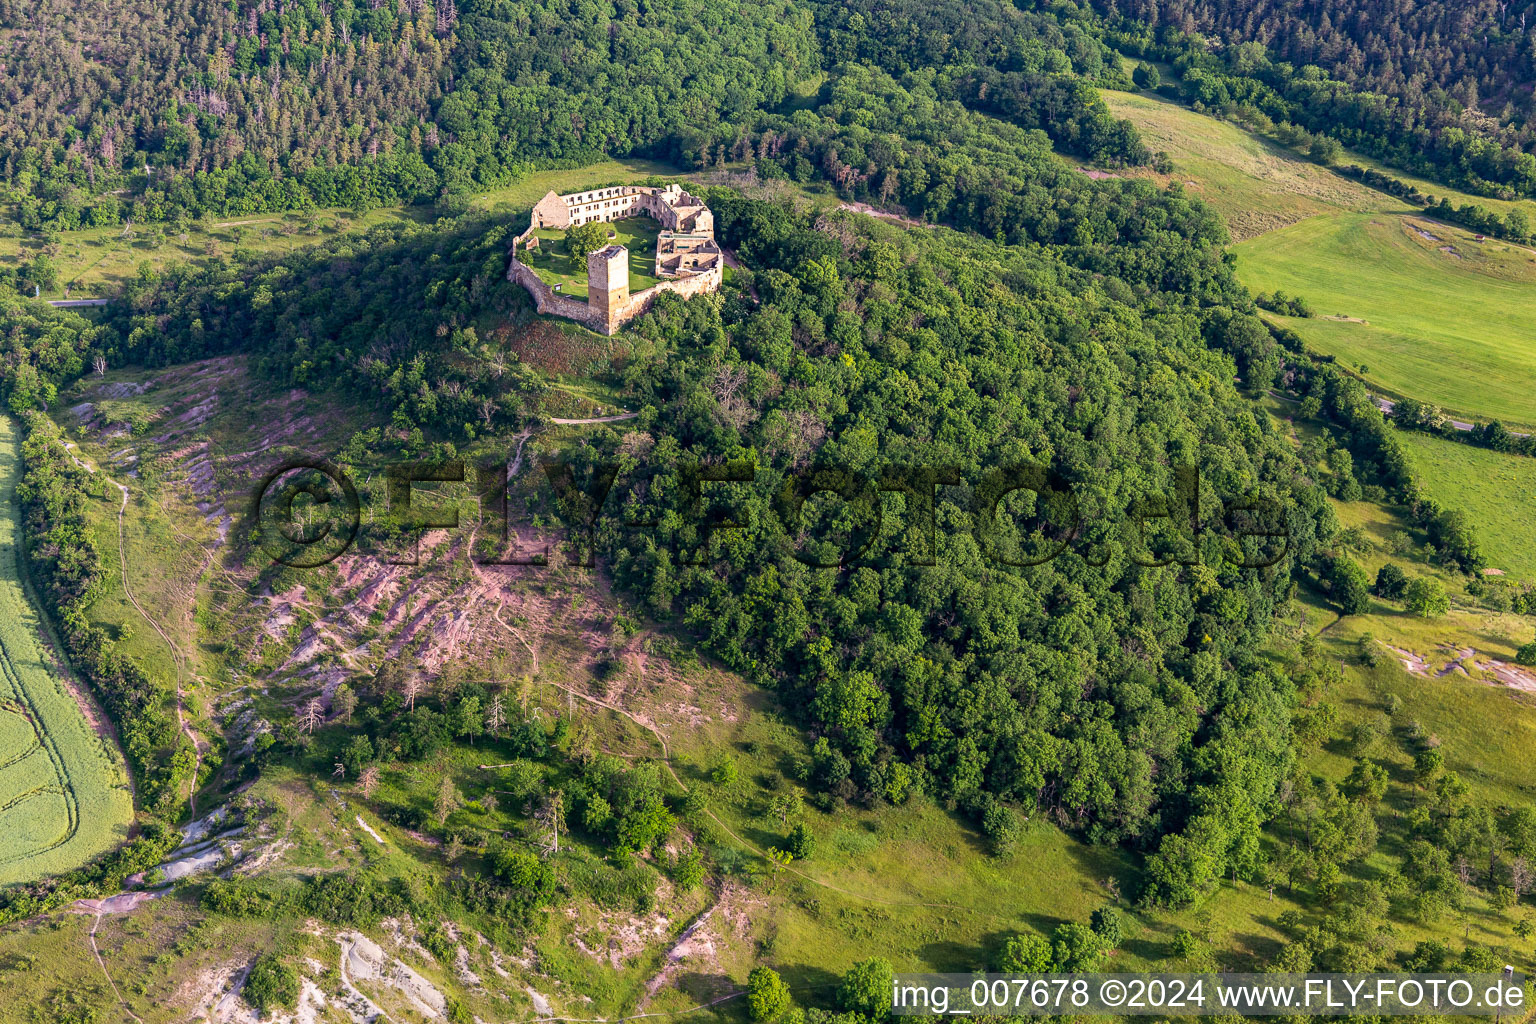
[300, 698, 324, 734]
[998, 933, 1054, 972]
[434, 776, 461, 826]
[1405, 577, 1450, 618]
[358, 764, 381, 796]
[403, 676, 422, 711]
[1052, 922, 1104, 971]
[1329, 555, 1372, 614]
[768, 789, 804, 828]
[535, 792, 565, 856]
[333, 684, 358, 723]
[1374, 563, 1408, 599]
[1309, 135, 1342, 164]
[1342, 759, 1390, 805]
[1414, 748, 1445, 788]
[747, 966, 793, 1023]
[837, 958, 894, 1019]
[565, 221, 607, 261]
[1511, 856, 1532, 901]
[454, 695, 482, 744]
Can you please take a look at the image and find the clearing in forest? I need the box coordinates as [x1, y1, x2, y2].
[1095, 89, 1388, 239]
[0, 414, 133, 885]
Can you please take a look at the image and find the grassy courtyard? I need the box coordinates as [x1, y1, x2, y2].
[526, 217, 664, 300]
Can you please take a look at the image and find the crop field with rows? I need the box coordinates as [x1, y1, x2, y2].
[0, 415, 133, 885]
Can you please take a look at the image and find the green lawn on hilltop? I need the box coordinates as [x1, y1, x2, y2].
[1235, 211, 1536, 426]
[527, 217, 663, 300]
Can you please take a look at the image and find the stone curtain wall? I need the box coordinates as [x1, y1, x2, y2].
[602, 265, 724, 333]
[507, 257, 602, 329]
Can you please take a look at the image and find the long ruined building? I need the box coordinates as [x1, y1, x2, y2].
[508, 183, 723, 335]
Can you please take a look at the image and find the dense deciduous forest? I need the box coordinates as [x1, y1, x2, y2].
[0, 0, 1150, 230]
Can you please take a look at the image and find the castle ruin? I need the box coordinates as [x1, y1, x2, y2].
[508, 183, 723, 335]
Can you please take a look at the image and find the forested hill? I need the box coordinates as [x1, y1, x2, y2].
[2, 0, 1150, 232]
[1094, 0, 1536, 200]
[1103, 0, 1536, 117]
[0, 0, 1439, 907]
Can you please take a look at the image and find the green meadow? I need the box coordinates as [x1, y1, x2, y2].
[1098, 87, 1536, 429]
[1394, 428, 1536, 581]
[1236, 212, 1536, 425]
[1097, 89, 1389, 240]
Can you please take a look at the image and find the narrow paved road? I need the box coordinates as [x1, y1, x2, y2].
[1275, 389, 1529, 437]
[546, 412, 638, 425]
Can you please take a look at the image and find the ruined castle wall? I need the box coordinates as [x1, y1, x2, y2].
[605, 265, 723, 332]
[510, 186, 721, 335]
[532, 191, 569, 229]
[507, 258, 603, 329]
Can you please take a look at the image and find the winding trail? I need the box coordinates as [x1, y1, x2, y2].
[547, 412, 639, 425]
[107, 475, 202, 816]
[481, 620, 962, 910]
[88, 909, 143, 1023]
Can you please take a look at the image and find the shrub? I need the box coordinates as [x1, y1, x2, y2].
[981, 802, 1021, 856]
[786, 822, 816, 861]
[1374, 563, 1408, 599]
[1089, 905, 1124, 950]
[747, 966, 793, 1022]
[244, 954, 300, 1017]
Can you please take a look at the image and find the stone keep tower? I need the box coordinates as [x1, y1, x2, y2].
[587, 245, 629, 333]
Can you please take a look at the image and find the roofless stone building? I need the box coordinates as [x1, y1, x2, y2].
[508, 184, 723, 335]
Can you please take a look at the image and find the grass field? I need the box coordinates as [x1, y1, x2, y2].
[1394, 429, 1536, 581]
[0, 414, 133, 885]
[1236, 212, 1536, 425]
[528, 217, 664, 300]
[1098, 87, 1536, 239]
[1096, 90, 1391, 240]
